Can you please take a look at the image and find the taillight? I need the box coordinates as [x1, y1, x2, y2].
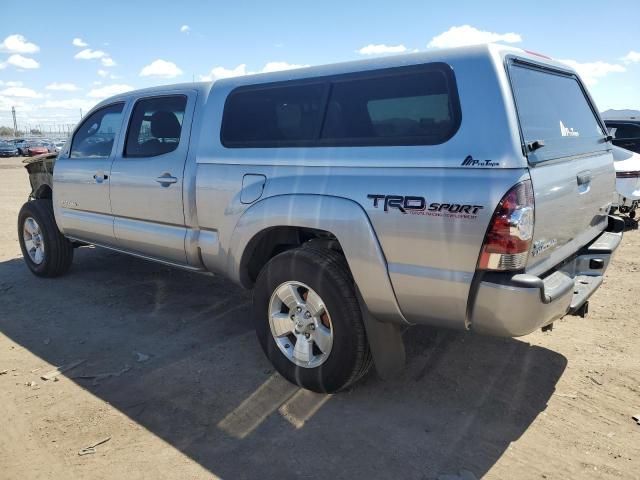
[616, 171, 640, 179]
[478, 180, 534, 271]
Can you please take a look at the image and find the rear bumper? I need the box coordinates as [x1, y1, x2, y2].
[469, 216, 623, 337]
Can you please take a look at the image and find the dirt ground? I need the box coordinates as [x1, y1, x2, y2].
[0, 156, 639, 480]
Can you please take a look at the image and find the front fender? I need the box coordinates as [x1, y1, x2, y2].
[228, 194, 408, 325]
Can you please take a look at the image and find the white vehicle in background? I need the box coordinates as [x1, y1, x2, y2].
[611, 145, 640, 219]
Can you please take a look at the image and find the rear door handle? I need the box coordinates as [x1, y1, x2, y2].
[156, 173, 178, 186]
[576, 170, 592, 186]
[93, 173, 108, 183]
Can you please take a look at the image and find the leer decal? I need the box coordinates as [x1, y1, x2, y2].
[461, 155, 499, 167]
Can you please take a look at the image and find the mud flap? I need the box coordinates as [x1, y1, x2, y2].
[356, 289, 406, 380]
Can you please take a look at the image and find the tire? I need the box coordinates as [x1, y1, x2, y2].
[253, 246, 372, 393]
[17, 199, 73, 277]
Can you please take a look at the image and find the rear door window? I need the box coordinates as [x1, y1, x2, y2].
[509, 62, 604, 161]
[124, 95, 187, 157]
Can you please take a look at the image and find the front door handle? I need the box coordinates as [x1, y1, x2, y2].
[156, 173, 178, 187]
[93, 172, 108, 183]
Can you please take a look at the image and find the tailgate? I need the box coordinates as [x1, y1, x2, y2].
[508, 58, 615, 273]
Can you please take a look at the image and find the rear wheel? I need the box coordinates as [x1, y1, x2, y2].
[18, 200, 73, 277]
[253, 246, 372, 393]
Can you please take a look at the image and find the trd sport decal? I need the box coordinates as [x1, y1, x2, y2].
[367, 194, 483, 219]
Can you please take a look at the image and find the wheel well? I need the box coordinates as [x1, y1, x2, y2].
[240, 226, 344, 287]
[33, 184, 52, 200]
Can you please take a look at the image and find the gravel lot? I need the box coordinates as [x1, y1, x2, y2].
[1, 156, 639, 479]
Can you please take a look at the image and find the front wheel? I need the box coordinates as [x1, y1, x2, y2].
[253, 246, 372, 393]
[18, 200, 73, 277]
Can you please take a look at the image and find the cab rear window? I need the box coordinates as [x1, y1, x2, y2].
[509, 61, 604, 160]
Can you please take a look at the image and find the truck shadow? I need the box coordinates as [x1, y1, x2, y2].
[0, 248, 567, 479]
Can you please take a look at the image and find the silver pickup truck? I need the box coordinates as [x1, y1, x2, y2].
[19, 44, 622, 393]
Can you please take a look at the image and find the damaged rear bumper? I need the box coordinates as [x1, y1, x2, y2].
[469, 216, 623, 337]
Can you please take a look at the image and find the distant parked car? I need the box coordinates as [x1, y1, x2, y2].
[26, 143, 49, 156]
[0, 141, 19, 157]
[604, 119, 640, 154]
[15, 140, 32, 156]
[42, 142, 57, 153]
[611, 145, 640, 219]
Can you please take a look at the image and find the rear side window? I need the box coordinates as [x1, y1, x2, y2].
[509, 62, 604, 158]
[221, 63, 460, 147]
[70, 103, 124, 158]
[221, 83, 326, 146]
[322, 69, 456, 145]
[125, 95, 187, 157]
[610, 123, 640, 140]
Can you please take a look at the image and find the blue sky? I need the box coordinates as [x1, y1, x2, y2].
[1, 0, 639, 132]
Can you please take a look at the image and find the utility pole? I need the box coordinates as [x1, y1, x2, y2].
[80, 108, 83, 119]
[11, 106, 18, 137]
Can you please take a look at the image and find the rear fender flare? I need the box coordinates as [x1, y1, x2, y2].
[228, 194, 408, 325]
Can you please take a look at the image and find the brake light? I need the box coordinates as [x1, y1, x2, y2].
[616, 171, 640, 179]
[478, 180, 534, 271]
[524, 49, 552, 60]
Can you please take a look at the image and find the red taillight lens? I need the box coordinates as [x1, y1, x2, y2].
[478, 180, 534, 271]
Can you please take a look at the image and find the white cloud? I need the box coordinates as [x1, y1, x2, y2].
[0, 80, 23, 87]
[357, 44, 407, 55]
[87, 84, 134, 98]
[428, 25, 522, 49]
[621, 50, 640, 64]
[0, 62, 5, 70]
[41, 98, 96, 110]
[557, 59, 626, 86]
[0, 34, 40, 54]
[7, 54, 39, 69]
[261, 61, 309, 73]
[0, 95, 32, 111]
[180, 25, 190, 33]
[199, 61, 308, 81]
[46, 82, 80, 91]
[74, 48, 116, 67]
[0, 86, 42, 98]
[140, 59, 183, 78]
[75, 48, 106, 60]
[200, 64, 248, 81]
[72, 37, 88, 47]
[96, 69, 118, 80]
